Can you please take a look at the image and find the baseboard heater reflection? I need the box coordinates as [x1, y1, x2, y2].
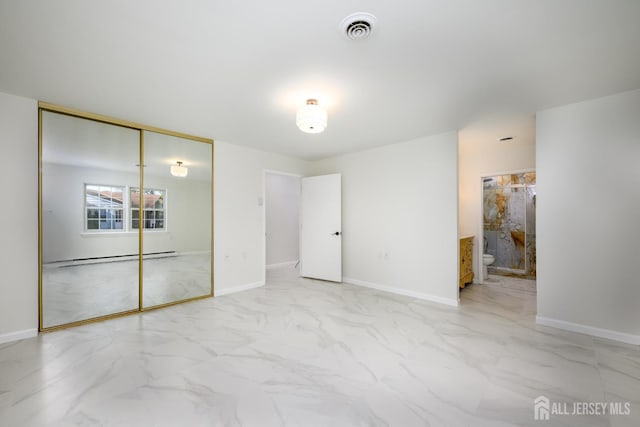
[45, 251, 177, 268]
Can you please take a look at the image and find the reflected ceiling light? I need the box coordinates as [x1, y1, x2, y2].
[170, 161, 188, 177]
[296, 99, 327, 134]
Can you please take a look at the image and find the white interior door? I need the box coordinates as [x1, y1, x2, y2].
[300, 174, 342, 282]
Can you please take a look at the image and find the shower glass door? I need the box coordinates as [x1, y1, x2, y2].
[483, 172, 536, 277]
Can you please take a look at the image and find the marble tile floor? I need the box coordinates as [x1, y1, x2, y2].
[1, 267, 638, 426]
[481, 274, 537, 295]
[42, 254, 212, 328]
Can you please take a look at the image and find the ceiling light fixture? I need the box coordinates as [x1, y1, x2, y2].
[296, 99, 327, 134]
[170, 161, 188, 177]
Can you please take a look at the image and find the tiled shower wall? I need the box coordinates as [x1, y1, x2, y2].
[483, 172, 536, 277]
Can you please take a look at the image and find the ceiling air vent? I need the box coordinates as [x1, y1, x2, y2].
[340, 12, 377, 40]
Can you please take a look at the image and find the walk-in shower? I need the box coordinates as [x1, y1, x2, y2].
[482, 172, 536, 278]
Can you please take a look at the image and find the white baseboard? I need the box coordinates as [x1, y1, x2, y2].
[45, 251, 180, 268]
[266, 261, 298, 270]
[0, 328, 38, 345]
[536, 316, 640, 345]
[343, 277, 459, 307]
[215, 281, 265, 297]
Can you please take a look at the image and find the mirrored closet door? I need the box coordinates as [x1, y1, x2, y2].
[40, 110, 141, 328]
[141, 131, 212, 309]
[39, 104, 213, 331]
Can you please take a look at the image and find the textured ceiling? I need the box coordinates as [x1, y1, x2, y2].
[1, 0, 639, 159]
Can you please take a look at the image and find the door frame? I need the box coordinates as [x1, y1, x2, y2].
[262, 169, 303, 284]
[478, 167, 536, 284]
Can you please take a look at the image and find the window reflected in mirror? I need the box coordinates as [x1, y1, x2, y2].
[131, 188, 166, 230]
[85, 184, 125, 231]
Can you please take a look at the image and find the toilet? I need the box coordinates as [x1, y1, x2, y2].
[482, 254, 495, 281]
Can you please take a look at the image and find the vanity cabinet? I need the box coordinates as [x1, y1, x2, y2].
[459, 236, 474, 288]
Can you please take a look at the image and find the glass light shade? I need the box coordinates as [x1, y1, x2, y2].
[170, 162, 188, 177]
[296, 99, 327, 134]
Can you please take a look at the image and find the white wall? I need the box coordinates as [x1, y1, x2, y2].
[265, 172, 300, 266]
[214, 141, 310, 294]
[312, 132, 460, 305]
[0, 92, 38, 342]
[536, 89, 640, 343]
[458, 115, 536, 281]
[42, 163, 211, 263]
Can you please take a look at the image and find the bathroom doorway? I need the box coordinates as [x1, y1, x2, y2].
[481, 171, 536, 284]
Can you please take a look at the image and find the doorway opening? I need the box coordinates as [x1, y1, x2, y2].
[263, 171, 301, 278]
[480, 170, 536, 291]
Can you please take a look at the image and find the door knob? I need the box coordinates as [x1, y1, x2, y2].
[331, 231, 341, 236]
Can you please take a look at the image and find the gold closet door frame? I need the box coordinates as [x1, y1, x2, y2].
[38, 102, 214, 332]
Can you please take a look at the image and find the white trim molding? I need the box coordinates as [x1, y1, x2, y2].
[536, 316, 640, 346]
[215, 281, 265, 297]
[0, 328, 38, 344]
[266, 260, 298, 270]
[343, 277, 459, 307]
